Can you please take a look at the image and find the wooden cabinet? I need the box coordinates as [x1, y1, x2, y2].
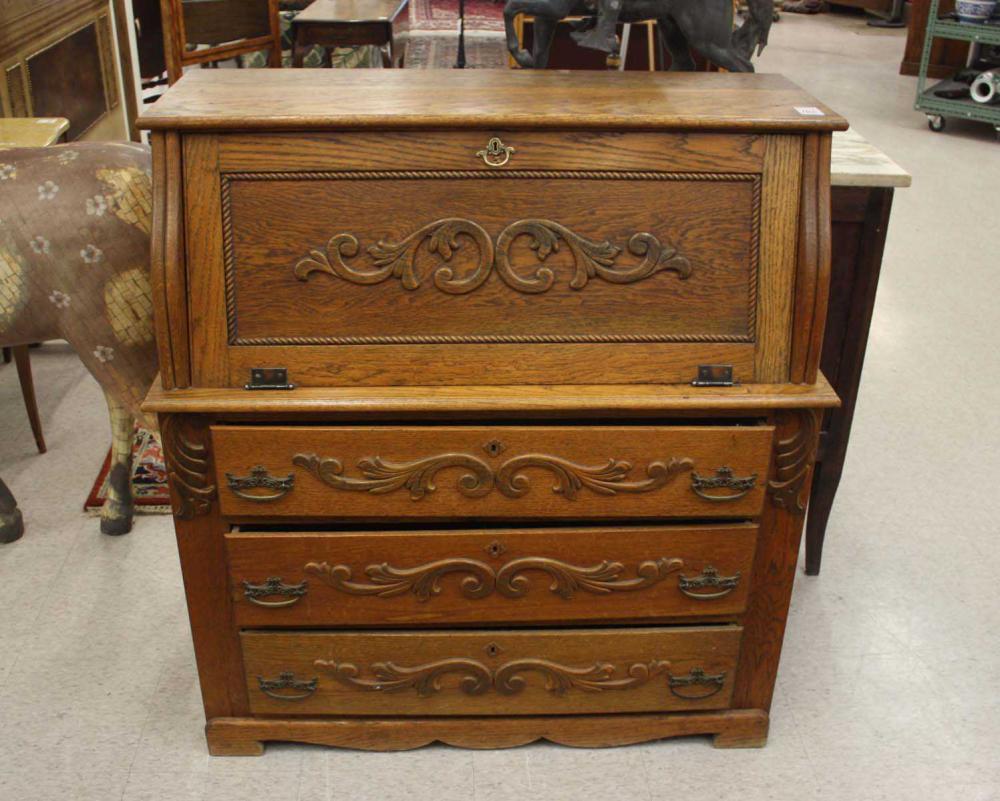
[0, 0, 127, 140]
[139, 70, 845, 755]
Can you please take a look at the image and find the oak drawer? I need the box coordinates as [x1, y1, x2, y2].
[213, 424, 774, 520]
[227, 524, 757, 627]
[242, 626, 742, 716]
[181, 131, 804, 387]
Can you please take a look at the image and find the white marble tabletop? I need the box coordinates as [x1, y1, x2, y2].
[831, 127, 912, 189]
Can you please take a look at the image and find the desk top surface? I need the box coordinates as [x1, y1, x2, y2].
[139, 70, 848, 132]
[294, 0, 409, 23]
[831, 128, 911, 188]
[0, 117, 69, 149]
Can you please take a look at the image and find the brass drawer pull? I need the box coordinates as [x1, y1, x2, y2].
[690, 466, 757, 502]
[256, 671, 318, 701]
[668, 667, 726, 700]
[225, 465, 294, 501]
[476, 136, 514, 167]
[677, 566, 741, 600]
[242, 576, 308, 607]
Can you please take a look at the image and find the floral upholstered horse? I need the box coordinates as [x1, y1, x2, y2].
[0, 142, 157, 537]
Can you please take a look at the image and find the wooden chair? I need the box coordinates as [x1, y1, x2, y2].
[2, 347, 46, 455]
[159, 0, 282, 84]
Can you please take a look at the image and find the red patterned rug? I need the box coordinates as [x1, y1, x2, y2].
[85, 427, 171, 515]
[410, 0, 505, 32]
[406, 33, 508, 68]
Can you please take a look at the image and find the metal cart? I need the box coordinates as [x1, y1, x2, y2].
[915, 0, 1000, 137]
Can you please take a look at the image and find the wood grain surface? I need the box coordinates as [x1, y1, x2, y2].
[166, 128, 821, 387]
[204, 709, 769, 754]
[137, 71, 848, 132]
[732, 409, 819, 711]
[225, 173, 756, 345]
[226, 523, 758, 626]
[141, 375, 841, 415]
[211, 424, 774, 520]
[241, 626, 742, 716]
[159, 415, 249, 719]
[216, 131, 766, 173]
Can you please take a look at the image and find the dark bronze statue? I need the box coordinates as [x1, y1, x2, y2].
[504, 0, 773, 71]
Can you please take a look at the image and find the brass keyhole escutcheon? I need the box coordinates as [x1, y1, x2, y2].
[476, 137, 515, 167]
[485, 540, 506, 559]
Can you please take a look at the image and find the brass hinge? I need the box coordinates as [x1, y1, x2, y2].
[692, 365, 735, 387]
[245, 367, 295, 390]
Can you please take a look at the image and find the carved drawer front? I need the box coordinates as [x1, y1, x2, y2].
[212, 425, 774, 520]
[182, 130, 806, 387]
[226, 523, 757, 627]
[242, 626, 742, 716]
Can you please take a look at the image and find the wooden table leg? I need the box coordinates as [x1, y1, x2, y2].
[292, 24, 307, 67]
[0, 476, 24, 544]
[806, 187, 895, 575]
[12, 345, 46, 454]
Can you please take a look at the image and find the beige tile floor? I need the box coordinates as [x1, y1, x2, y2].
[2, 12, 999, 801]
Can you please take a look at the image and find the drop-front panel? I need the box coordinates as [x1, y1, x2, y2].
[140, 70, 845, 755]
[178, 131, 797, 387]
[183, 131, 796, 387]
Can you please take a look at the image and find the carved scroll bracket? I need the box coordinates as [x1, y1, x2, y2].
[160, 416, 216, 519]
[767, 409, 820, 514]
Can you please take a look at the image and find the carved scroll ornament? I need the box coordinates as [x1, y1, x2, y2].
[303, 556, 685, 601]
[495, 220, 691, 294]
[294, 218, 494, 295]
[768, 409, 820, 514]
[160, 416, 216, 519]
[289, 452, 694, 502]
[315, 658, 672, 697]
[293, 218, 691, 294]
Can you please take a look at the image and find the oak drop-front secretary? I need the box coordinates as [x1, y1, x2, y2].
[139, 70, 846, 755]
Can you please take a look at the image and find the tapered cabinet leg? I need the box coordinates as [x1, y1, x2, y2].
[805, 459, 842, 575]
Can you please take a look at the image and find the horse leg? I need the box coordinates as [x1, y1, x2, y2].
[657, 15, 696, 70]
[504, 0, 575, 68]
[0, 476, 25, 544]
[699, 41, 754, 72]
[671, 0, 755, 72]
[532, 16, 558, 68]
[100, 391, 135, 536]
[505, 0, 539, 67]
